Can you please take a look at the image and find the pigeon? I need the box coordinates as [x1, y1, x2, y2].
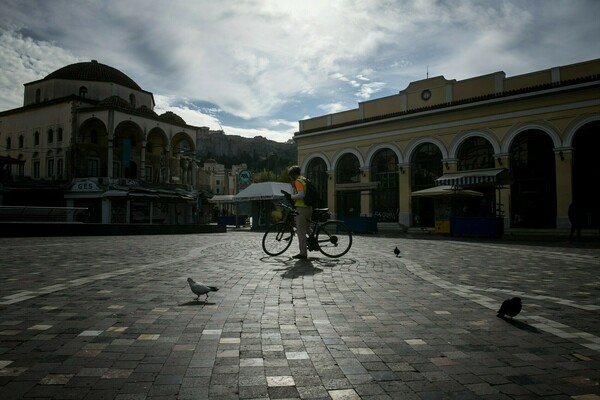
[187, 277, 219, 301]
[394, 246, 400, 257]
[497, 297, 522, 319]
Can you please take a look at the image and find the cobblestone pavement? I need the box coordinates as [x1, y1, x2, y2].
[0, 231, 599, 400]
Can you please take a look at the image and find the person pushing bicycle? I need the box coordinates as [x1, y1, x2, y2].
[283, 165, 312, 259]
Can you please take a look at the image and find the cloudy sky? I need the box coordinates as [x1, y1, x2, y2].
[1, 1, 599, 142]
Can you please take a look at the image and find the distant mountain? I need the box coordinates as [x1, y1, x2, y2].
[196, 130, 297, 171]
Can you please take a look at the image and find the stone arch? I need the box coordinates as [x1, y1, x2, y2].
[449, 130, 500, 158]
[365, 142, 404, 166]
[114, 120, 144, 179]
[405, 137, 448, 162]
[146, 127, 169, 183]
[331, 148, 365, 170]
[300, 152, 331, 173]
[563, 115, 600, 148]
[171, 132, 196, 154]
[502, 121, 561, 153]
[78, 117, 108, 145]
[171, 132, 196, 185]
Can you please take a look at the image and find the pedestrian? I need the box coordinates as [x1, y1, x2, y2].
[285, 165, 312, 259]
[568, 201, 584, 240]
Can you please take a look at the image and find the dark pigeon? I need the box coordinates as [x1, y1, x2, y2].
[497, 297, 522, 319]
[394, 247, 400, 257]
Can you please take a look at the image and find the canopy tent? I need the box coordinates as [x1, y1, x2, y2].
[234, 182, 292, 202]
[411, 185, 483, 198]
[435, 168, 510, 187]
[208, 195, 236, 204]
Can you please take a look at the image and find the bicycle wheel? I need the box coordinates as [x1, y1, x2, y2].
[316, 221, 352, 258]
[262, 222, 294, 256]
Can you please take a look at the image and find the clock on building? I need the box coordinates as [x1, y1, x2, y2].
[421, 89, 431, 101]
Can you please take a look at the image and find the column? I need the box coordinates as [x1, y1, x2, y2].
[360, 167, 371, 216]
[140, 139, 146, 181]
[555, 148, 573, 229]
[107, 110, 114, 178]
[107, 139, 114, 178]
[327, 170, 336, 217]
[495, 153, 510, 228]
[398, 163, 411, 226]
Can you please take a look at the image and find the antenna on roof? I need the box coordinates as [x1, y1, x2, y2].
[427, 65, 429, 79]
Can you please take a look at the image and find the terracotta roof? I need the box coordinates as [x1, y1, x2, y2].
[44, 60, 142, 91]
[159, 111, 186, 125]
[98, 95, 133, 109]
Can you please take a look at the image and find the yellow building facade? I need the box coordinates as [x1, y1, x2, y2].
[295, 58, 600, 233]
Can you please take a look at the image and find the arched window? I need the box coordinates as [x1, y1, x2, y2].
[47, 158, 55, 178]
[57, 159, 64, 179]
[306, 157, 328, 208]
[6, 137, 11, 150]
[129, 93, 136, 108]
[17, 155, 25, 177]
[18, 135, 24, 148]
[411, 143, 442, 190]
[371, 149, 399, 222]
[57, 128, 63, 142]
[336, 153, 360, 184]
[34, 131, 40, 146]
[336, 153, 361, 216]
[35, 88, 41, 103]
[48, 129, 54, 143]
[457, 137, 495, 171]
[32, 152, 40, 179]
[509, 130, 556, 228]
[79, 86, 88, 98]
[411, 143, 443, 227]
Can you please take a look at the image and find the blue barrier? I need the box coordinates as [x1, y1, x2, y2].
[450, 217, 503, 238]
[337, 216, 378, 234]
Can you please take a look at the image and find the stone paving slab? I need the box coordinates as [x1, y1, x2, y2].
[0, 231, 599, 399]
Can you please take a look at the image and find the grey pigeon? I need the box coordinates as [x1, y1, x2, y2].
[394, 246, 400, 257]
[497, 297, 522, 319]
[187, 277, 219, 301]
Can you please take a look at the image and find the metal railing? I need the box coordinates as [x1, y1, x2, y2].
[0, 206, 88, 223]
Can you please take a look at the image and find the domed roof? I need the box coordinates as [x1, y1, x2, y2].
[159, 111, 186, 125]
[99, 95, 133, 109]
[44, 60, 142, 91]
[136, 105, 158, 117]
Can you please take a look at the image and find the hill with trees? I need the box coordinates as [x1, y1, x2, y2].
[196, 130, 297, 173]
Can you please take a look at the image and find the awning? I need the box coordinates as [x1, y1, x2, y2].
[102, 190, 128, 198]
[209, 195, 236, 204]
[336, 182, 379, 191]
[411, 185, 483, 198]
[235, 182, 293, 202]
[435, 168, 510, 186]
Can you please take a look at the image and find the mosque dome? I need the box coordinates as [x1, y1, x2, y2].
[43, 60, 142, 91]
[159, 111, 186, 125]
[98, 95, 133, 109]
[136, 105, 158, 117]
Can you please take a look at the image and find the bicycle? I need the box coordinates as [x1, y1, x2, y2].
[262, 201, 353, 258]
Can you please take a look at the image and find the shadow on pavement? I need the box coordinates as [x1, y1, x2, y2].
[313, 257, 357, 268]
[179, 300, 216, 306]
[500, 317, 543, 333]
[276, 259, 323, 279]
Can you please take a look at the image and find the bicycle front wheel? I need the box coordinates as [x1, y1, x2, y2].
[316, 221, 352, 258]
[262, 222, 294, 256]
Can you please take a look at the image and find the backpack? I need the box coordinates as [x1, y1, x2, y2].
[302, 178, 319, 207]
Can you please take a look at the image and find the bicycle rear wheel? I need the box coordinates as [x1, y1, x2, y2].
[316, 221, 352, 258]
[262, 222, 294, 256]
